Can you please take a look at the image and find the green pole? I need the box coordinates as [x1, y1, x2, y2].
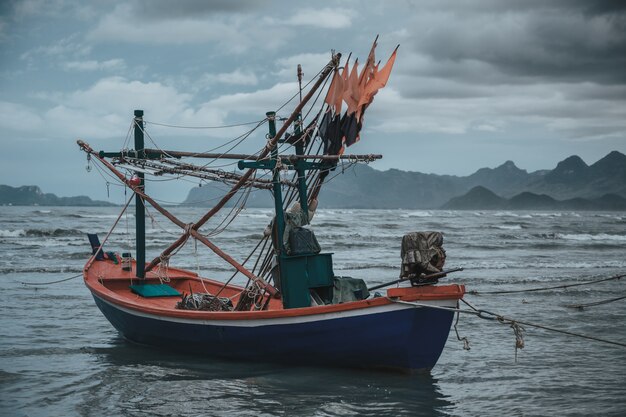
[293, 114, 309, 218]
[134, 109, 146, 279]
[267, 111, 285, 253]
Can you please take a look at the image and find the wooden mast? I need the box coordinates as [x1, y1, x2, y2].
[133, 110, 146, 279]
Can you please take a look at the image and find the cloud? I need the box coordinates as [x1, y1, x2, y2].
[0, 101, 44, 131]
[274, 53, 331, 80]
[130, 0, 265, 20]
[0, 77, 206, 140]
[367, 79, 626, 140]
[214, 69, 258, 86]
[406, 4, 626, 84]
[20, 35, 91, 61]
[87, 3, 290, 53]
[63, 58, 126, 72]
[286, 8, 354, 29]
[203, 82, 301, 117]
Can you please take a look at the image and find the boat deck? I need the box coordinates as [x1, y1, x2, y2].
[84, 258, 465, 319]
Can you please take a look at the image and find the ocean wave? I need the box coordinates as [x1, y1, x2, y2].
[329, 241, 377, 249]
[64, 213, 132, 219]
[400, 211, 432, 218]
[531, 212, 563, 217]
[596, 214, 624, 221]
[0, 266, 83, 274]
[0, 229, 24, 238]
[492, 211, 518, 217]
[239, 213, 271, 219]
[335, 262, 397, 271]
[377, 223, 400, 230]
[0, 228, 84, 238]
[540, 233, 626, 242]
[315, 222, 351, 228]
[493, 224, 523, 230]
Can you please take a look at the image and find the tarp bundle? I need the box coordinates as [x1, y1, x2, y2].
[176, 293, 233, 311]
[400, 232, 446, 278]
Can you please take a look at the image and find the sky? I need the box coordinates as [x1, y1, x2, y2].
[1, 0, 625, 203]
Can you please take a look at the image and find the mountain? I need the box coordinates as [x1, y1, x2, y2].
[440, 186, 506, 210]
[183, 151, 626, 209]
[0, 185, 115, 206]
[443, 186, 626, 210]
[525, 151, 626, 199]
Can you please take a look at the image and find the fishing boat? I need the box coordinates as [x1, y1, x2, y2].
[78, 42, 465, 372]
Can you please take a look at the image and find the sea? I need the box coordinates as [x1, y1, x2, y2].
[1, 206, 625, 416]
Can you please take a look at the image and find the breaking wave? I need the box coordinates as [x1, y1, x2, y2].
[0, 228, 84, 238]
[540, 233, 626, 242]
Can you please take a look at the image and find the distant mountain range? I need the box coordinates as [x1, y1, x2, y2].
[0, 185, 114, 206]
[4, 151, 624, 209]
[184, 150, 626, 210]
[442, 186, 626, 210]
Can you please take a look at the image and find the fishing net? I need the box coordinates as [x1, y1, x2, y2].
[176, 293, 233, 311]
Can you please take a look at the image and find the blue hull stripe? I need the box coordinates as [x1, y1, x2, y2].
[93, 295, 455, 371]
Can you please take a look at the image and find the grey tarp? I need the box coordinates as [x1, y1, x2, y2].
[332, 276, 370, 304]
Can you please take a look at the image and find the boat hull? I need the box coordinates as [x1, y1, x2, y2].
[92, 292, 456, 372]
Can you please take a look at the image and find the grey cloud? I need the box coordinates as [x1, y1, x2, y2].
[407, 1, 626, 85]
[131, 0, 268, 20]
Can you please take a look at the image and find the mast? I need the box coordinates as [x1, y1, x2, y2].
[133, 109, 146, 279]
[267, 111, 286, 252]
[293, 114, 309, 216]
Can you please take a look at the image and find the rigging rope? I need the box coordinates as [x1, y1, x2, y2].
[145, 119, 266, 129]
[19, 273, 83, 286]
[565, 294, 626, 309]
[19, 194, 135, 286]
[388, 297, 626, 349]
[467, 273, 625, 295]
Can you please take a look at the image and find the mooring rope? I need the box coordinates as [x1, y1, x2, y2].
[565, 294, 626, 309]
[19, 273, 83, 286]
[18, 194, 135, 286]
[387, 297, 626, 349]
[468, 273, 625, 295]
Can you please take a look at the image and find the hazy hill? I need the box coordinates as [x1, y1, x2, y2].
[0, 185, 114, 206]
[183, 151, 626, 209]
[442, 186, 626, 210]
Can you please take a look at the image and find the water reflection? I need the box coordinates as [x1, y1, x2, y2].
[83, 336, 454, 416]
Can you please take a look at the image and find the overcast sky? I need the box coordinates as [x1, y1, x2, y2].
[1, 0, 625, 202]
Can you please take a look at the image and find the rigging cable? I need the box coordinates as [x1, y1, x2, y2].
[387, 297, 626, 349]
[468, 273, 625, 295]
[18, 193, 136, 286]
[145, 118, 267, 130]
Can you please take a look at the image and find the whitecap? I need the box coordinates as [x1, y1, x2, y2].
[493, 211, 517, 217]
[494, 224, 523, 230]
[0, 229, 25, 237]
[558, 233, 626, 242]
[401, 211, 432, 218]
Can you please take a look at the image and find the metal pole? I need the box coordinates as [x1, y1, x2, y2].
[293, 115, 309, 217]
[133, 109, 146, 279]
[267, 111, 285, 253]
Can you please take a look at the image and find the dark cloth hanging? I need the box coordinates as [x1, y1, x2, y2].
[321, 112, 344, 156]
[341, 112, 360, 147]
[319, 110, 331, 141]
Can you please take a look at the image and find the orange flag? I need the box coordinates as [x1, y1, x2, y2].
[324, 69, 341, 108]
[359, 36, 378, 85]
[358, 45, 398, 109]
[332, 66, 345, 114]
[343, 59, 360, 114]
